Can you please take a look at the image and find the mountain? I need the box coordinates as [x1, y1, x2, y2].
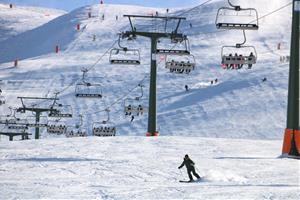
[0, 3, 66, 42]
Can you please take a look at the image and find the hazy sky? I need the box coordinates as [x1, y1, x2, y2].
[1, 0, 203, 11]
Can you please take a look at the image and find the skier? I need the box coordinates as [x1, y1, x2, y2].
[262, 77, 267, 82]
[131, 115, 134, 123]
[178, 154, 201, 182]
[185, 85, 189, 92]
[189, 23, 193, 28]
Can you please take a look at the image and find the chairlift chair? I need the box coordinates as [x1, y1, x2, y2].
[92, 122, 116, 137]
[49, 104, 73, 118]
[165, 54, 196, 74]
[47, 120, 67, 135]
[156, 37, 191, 55]
[75, 82, 103, 98]
[109, 48, 141, 65]
[221, 45, 257, 69]
[109, 34, 141, 65]
[215, 0, 259, 30]
[66, 128, 87, 137]
[75, 68, 103, 98]
[6, 118, 29, 130]
[92, 109, 116, 137]
[65, 115, 87, 137]
[124, 98, 148, 116]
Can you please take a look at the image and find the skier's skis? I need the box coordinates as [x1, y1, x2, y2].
[179, 178, 201, 183]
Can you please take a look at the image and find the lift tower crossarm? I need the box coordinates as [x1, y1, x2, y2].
[16, 96, 60, 139]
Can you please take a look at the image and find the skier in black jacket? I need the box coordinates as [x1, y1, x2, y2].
[178, 154, 201, 182]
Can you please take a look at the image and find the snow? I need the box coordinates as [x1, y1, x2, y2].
[0, 137, 299, 199]
[0, 1, 293, 139]
[0, 3, 66, 42]
[0, 0, 299, 199]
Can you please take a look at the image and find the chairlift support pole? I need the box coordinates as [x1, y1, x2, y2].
[282, 0, 300, 158]
[17, 97, 59, 140]
[123, 15, 186, 136]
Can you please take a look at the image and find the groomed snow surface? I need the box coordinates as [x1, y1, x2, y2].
[0, 137, 299, 200]
[0, 0, 299, 199]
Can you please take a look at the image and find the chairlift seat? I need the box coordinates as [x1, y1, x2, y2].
[76, 93, 102, 98]
[8, 125, 28, 130]
[156, 49, 190, 55]
[26, 123, 48, 128]
[48, 113, 72, 118]
[93, 126, 116, 137]
[216, 23, 258, 30]
[110, 59, 140, 65]
[166, 61, 195, 69]
[222, 55, 256, 65]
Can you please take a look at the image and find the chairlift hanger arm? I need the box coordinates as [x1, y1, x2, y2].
[227, 0, 240, 10]
[235, 29, 247, 47]
[174, 19, 182, 33]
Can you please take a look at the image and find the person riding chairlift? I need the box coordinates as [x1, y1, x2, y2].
[248, 52, 254, 69]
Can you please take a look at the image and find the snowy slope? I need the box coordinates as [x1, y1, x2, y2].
[0, 3, 65, 42]
[0, 137, 299, 199]
[0, 0, 294, 139]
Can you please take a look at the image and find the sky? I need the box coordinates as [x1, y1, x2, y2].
[0, 0, 203, 11]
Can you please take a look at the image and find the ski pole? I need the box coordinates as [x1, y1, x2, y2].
[179, 168, 184, 179]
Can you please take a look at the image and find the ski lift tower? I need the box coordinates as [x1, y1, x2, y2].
[282, 0, 300, 158]
[16, 96, 60, 140]
[122, 15, 187, 136]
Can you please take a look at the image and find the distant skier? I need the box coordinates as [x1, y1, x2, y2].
[178, 154, 201, 182]
[131, 115, 134, 123]
[189, 23, 193, 28]
[102, 14, 105, 20]
[185, 85, 189, 92]
[166, 8, 169, 13]
[262, 77, 267, 82]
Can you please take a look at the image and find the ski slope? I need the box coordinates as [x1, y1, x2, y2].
[0, 0, 293, 139]
[0, 3, 65, 42]
[0, 0, 299, 199]
[0, 137, 299, 199]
